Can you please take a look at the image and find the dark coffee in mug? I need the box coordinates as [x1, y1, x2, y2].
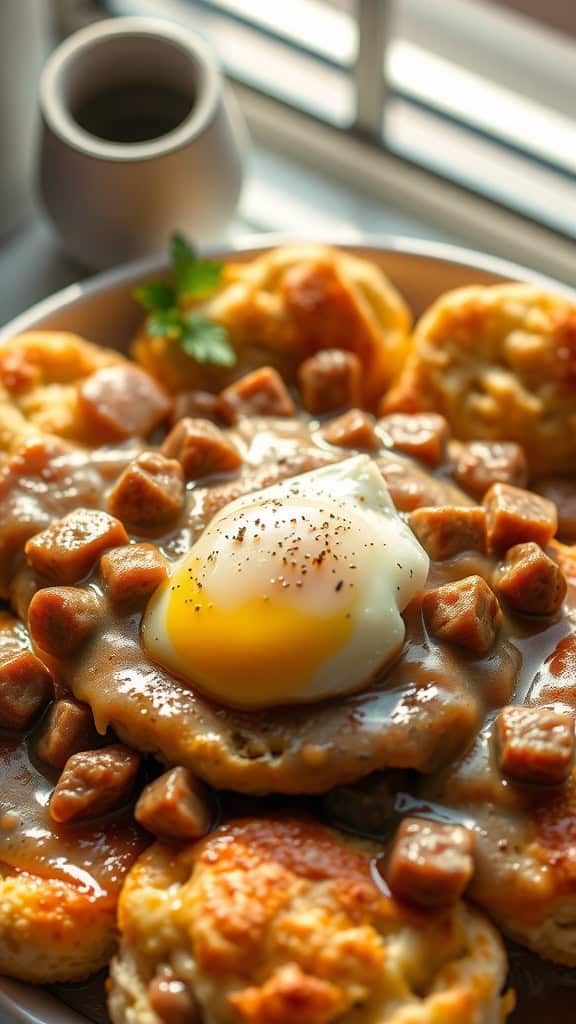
[73, 83, 194, 143]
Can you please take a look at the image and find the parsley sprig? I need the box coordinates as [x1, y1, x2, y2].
[133, 234, 236, 368]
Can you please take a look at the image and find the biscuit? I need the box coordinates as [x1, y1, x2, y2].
[0, 331, 122, 448]
[384, 284, 576, 475]
[133, 244, 412, 405]
[109, 817, 509, 1024]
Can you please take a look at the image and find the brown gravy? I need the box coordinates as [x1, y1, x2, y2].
[0, 732, 144, 904]
[3, 413, 576, 1019]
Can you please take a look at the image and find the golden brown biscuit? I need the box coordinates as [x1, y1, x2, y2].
[0, 728, 146, 983]
[383, 285, 576, 475]
[0, 332, 123, 448]
[132, 244, 412, 405]
[109, 817, 509, 1024]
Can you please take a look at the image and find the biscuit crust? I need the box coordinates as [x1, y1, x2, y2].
[384, 284, 576, 475]
[109, 817, 508, 1024]
[0, 332, 123, 449]
[0, 866, 119, 983]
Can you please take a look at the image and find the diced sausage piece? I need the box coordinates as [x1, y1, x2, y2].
[148, 968, 200, 1024]
[50, 744, 141, 824]
[496, 705, 575, 785]
[484, 483, 558, 553]
[422, 575, 501, 655]
[320, 409, 380, 451]
[0, 651, 53, 730]
[218, 367, 296, 423]
[25, 509, 128, 584]
[135, 766, 211, 841]
[28, 587, 103, 658]
[450, 441, 528, 500]
[170, 389, 221, 426]
[386, 817, 475, 908]
[78, 364, 171, 442]
[297, 349, 362, 415]
[377, 453, 474, 513]
[100, 543, 168, 603]
[162, 418, 242, 480]
[108, 452, 184, 528]
[36, 698, 99, 771]
[495, 542, 567, 616]
[379, 413, 449, 468]
[409, 506, 487, 560]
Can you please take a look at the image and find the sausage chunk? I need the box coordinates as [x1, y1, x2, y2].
[36, 698, 100, 771]
[320, 409, 380, 451]
[28, 587, 103, 658]
[496, 706, 575, 785]
[386, 818, 475, 908]
[162, 418, 242, 480]
[148, 968, 200, 1024]
[108, 452, 184, 528]
[100, 543, 168, 604]
[50, 744, 141, 823]
[218, 367, 296, 423]
[422, 575, 501, 655]
[409, 506, 487, 560]
[297, 349, 362, 415]
[135, 766, 211, 841]
[78, 364, 171, 442]
[377, 452, 474, 514]
[170, 389, 221, 426]
[450, 441, 528, 500]
[379, 413, 449, 468]
[0, 650, 53, 730]
[25, 508, 128, 584]
[495, 542, 567, 616]
[483, 483, 557, 554]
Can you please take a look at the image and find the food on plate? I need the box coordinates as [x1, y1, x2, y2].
[384, 284, 576, 475]
[132, 241, 412, 404]
[1, 240, 576, 1017]
[108, 816, 509, 1024]
[22, 356, 573, 802]
[0, 611, 146, 982]
[27, 434, 518, 794]
[142, 457, 429, 707]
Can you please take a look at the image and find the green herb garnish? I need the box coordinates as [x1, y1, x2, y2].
[133, 233, 236, 368]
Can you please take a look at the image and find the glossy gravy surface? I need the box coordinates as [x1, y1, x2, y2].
[0, 732, 144, 905]
[39, 418, 576, 801]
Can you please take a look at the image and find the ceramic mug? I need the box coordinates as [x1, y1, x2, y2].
[38, 17, 246, 269]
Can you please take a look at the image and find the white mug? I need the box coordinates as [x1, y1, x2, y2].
[38, 17, 246, 269]
[0, 0, 51, 238]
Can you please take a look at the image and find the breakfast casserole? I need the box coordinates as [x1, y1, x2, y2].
[0, 241, 575, 1022]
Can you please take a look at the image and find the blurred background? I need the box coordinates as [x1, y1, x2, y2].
[1, 0, 575, 324]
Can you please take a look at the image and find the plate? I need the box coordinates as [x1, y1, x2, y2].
[0, 234, 573, 1024]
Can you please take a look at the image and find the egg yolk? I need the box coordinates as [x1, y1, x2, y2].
[146, 556, 355, 706]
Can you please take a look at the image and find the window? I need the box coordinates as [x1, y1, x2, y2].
[101, 0, 576, 244]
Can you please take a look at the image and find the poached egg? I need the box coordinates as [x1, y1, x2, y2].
[142, 456, 428, 707]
